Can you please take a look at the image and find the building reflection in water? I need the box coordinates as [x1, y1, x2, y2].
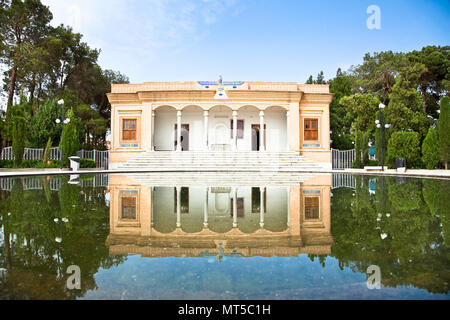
[106, 174, 333, 258]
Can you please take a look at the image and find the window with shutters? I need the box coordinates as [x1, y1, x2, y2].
[122, 119, 137, 141]
[305, 197, 319, 220]
[230, 119, 244, 139]
[121, 197, 137, 219]
[304, 119, 318, 140]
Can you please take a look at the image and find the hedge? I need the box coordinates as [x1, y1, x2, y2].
[0, 158, 96, 169]
[387, 131, 421, 168]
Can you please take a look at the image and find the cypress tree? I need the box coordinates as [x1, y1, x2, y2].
[422, 126, 440, 169]
[439, 97, 450, 169]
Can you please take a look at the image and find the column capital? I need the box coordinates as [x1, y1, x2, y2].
[232, 111, 238, 117]
[204, 111, 209, 117]
[259, 111, 265, 117]
[177, 111, 182, 117]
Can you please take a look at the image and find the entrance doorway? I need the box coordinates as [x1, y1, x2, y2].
[174, 124, 189, 151]
[251, 124, 266, 151]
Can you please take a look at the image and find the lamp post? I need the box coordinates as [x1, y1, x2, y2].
[376, 103, 390, 171]
[56, 99, 70, 169]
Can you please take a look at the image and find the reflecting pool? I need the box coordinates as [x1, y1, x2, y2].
[0, 173, 449, 300]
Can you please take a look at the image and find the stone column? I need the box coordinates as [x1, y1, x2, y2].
[233, 111, 238, 151]
[177, 111, 182, 152]
[260, 187, 265, 228]
[259, 111, 265, 151]
[203, 187, 209, 229]
[151, 111, 156, 151]
[233, 188, 238, 228]
[203, 111, 209, 151]
[286, 111, 290, 152]
[176, 186, 181, 228]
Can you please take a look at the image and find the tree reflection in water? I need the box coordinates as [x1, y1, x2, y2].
[0, 174, 448, 299]
[0, 176, 126, 300]
[330, 176, 449, 294]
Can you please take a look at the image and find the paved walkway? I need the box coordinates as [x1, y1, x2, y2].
[0, 168, 449, 179]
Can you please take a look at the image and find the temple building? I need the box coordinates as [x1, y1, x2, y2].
[107, 78, 333, 170]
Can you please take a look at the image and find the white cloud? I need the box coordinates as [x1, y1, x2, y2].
[41, 0, 244, 78]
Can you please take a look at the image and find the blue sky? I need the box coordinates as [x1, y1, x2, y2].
[41, 0, 450, 84]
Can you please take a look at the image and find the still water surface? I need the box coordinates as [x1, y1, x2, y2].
[0, 173, 448, 299]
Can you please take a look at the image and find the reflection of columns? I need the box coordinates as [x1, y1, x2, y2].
[176, 187, 181, 228]
[203, 187, 209, 228]
[233, 111, 238, 151]
[286, 186, 290, 227]
[177, 111, 182, 151]
[286, 111, 290, 151]
[203, 111, 209, 151]
[151, 111, 155, 151]
[260, 187, 265, 228]
[151, 186, 155, 227]
[259, 111, 265, 151]
[233, 188, 238, 228]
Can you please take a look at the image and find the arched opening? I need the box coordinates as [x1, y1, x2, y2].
[264, 106, 288, 152]
[208, 105, 233, 151]
[154, 105, 178, 151]
[179, 105, 205, 151]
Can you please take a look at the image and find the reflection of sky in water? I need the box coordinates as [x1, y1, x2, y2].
[82, 255, 448, 300]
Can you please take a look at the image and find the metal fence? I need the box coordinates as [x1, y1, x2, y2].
[1, 147, 108, 169]
[77, 150, 109, 169]
[332, 149, 355, 169]
[332, 173, 356, 189]
[1, 147, 60, 161]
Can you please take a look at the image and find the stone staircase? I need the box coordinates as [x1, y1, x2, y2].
[122, 171, 328, 187]
[115, 151, 327, 172]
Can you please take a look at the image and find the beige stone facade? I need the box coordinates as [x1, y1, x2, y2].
[107, 80, 333, 168]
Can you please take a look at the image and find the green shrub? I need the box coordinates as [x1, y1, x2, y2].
[0, 160, 14, 168]
[422, 126, 440, 169]
[42, 137, 53, 165]
[0, 159, 60, 169]
[80, 158, 96, 168]
[18, 160, 41, 168]
[387, 131, 421, 168]
[36, 162, 60, 169]
[366, 160, 379, 166]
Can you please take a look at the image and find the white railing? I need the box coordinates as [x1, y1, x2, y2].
[1, 147, 108, 169]
[1, 147, 60, 161]
[77, 150, 109, 169]
[332, 149, 355, 169]
[332, 173, 356, 189]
